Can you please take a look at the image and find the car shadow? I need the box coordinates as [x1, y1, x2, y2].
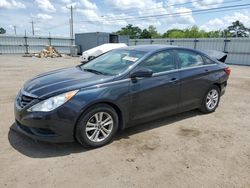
[8, 110, 202, 158]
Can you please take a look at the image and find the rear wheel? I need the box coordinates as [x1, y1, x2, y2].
[200, 85, 220, 113]
[75, 104, 118, 148]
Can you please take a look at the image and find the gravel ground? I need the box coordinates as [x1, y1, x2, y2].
[0, 55, 250, 188]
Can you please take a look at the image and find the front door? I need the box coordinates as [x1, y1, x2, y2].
[129, 50, 180, 122]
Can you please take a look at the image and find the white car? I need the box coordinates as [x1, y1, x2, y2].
[80, 43, 127, 63]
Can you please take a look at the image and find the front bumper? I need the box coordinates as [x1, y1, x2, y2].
[13, 120, 71, 143]
[14, 99, 78, 143]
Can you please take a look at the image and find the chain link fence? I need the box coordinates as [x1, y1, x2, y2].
[129, 38, 250, 65]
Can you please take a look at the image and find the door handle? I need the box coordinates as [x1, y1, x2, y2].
[169, 77, 178, 84]
[205, 69, 209, 72]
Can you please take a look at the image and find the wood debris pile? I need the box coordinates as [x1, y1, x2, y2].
[35, 46, 61, 58]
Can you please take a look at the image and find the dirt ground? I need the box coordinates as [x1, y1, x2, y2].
[0, 55, 250, 188]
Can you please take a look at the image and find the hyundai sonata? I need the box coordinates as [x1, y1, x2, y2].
[14, 45, 230, 147]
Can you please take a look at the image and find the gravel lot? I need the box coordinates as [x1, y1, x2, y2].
[0, 55, 250, 188]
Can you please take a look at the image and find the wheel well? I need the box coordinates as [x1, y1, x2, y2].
[213, 83, 221, 91]
[102, 102, 124, 131]
[74, 102, 124, 139]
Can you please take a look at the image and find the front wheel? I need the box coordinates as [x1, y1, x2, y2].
[75, 104, 119, 148]
[199, 85, 220, 113]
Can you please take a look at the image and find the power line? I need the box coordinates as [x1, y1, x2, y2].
[43, 2, 250, 30]
[104, 0, 204, 15]
[74, 3, 250, 23]
[100, 0, 242, 20]
[44, 21, 69, 30]
[46, 0, 229, 30]
[173, 6, 250, 20]
[73, 6, 250, 26]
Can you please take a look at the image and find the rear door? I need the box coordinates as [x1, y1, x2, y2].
[129, 50, 180, 121]
[176, 49, 217, 110]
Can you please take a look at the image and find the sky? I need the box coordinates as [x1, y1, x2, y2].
[0, 0, 250, 37]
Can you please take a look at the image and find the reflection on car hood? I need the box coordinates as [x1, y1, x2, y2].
[22, 66, 114, 99]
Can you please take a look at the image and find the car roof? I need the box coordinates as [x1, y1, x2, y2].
[124, 45, 172, 51]
[120, 45, 184, 53]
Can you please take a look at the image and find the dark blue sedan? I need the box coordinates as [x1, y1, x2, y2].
[14, 45, 231, 147]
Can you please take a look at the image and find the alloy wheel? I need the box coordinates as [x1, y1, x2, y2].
[85, 112, 113, 142]
[206, 89, 219, 110]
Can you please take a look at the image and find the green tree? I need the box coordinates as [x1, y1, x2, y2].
[0, 27, 6, 34]
[184, 26, 204, 38]
[140, 29, 151, 38]
[162, 29, 185, 38]
[117, 20, 249, 39]
[148, 25, 161, 38]
[162, 26, 221, 38]
[116, 24, 142, 39]
[228, 20, 249, 37]
[207, 30, 221, 38]
[221, 29, 232, 37]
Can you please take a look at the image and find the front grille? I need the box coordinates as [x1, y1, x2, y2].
[19, 94, 35, 108]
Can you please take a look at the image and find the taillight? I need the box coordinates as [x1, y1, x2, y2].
[224, 67, 231, 75]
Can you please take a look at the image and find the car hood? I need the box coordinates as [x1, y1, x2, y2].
[22, 66, 115, 99]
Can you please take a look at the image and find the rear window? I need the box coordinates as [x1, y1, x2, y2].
[202, 56, 215, 65]
[177, 50, 204, 68]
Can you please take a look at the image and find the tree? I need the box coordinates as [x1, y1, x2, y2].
[162, 29, 185, 38]
[116, 24, 142, 39]
[116, 20, 249, 39]
[227, 20, 249, 37]
[184, 26, 205, 38]
[140, 29, 151, 39]
[148, 25, 161, 38]
[162, 26, 224, 38]
[0, 27, 6, 34]
[207, 30, 221, 38]
[221, 29, 232, 37]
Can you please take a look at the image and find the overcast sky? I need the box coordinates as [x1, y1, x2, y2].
[0, 0, 250, 37]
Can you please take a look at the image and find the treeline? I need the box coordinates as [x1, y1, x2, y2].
[115, 20, 250, 39]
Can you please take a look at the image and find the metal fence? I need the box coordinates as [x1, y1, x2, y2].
[0, 35, 74, 54]
[129, 38, 250, 65]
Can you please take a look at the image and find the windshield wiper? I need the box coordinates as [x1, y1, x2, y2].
[83, 68, 111, 75]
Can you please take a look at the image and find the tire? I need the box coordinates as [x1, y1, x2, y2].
[75, 104, 119, 148]
[199, 85, 221, 114]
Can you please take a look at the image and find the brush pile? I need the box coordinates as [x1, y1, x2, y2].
[35, 46, 61, 58]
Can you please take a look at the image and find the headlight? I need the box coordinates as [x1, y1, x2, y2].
[28, 90, 78, 112]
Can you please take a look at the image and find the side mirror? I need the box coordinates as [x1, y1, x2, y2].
[130, 67, 153, 79]
[80, 56, 95, 64]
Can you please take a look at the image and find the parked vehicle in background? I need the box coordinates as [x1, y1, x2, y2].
[80, 43, 127, 63]
[14, 45, 231, 148]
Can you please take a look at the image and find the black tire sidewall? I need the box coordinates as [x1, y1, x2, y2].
[76, 104, 118, 148]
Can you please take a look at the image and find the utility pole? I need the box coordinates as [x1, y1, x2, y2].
[13, 25, 16, 35]
[70, 5, 73, 41]
[66, 5, 74, 44]
[66, 5, 75, 56]
[30, 20, 35, 36]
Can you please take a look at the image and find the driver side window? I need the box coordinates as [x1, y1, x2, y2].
[140, 50, 176, 73]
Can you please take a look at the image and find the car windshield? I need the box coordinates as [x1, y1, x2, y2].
[80, 49, 147, 76]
